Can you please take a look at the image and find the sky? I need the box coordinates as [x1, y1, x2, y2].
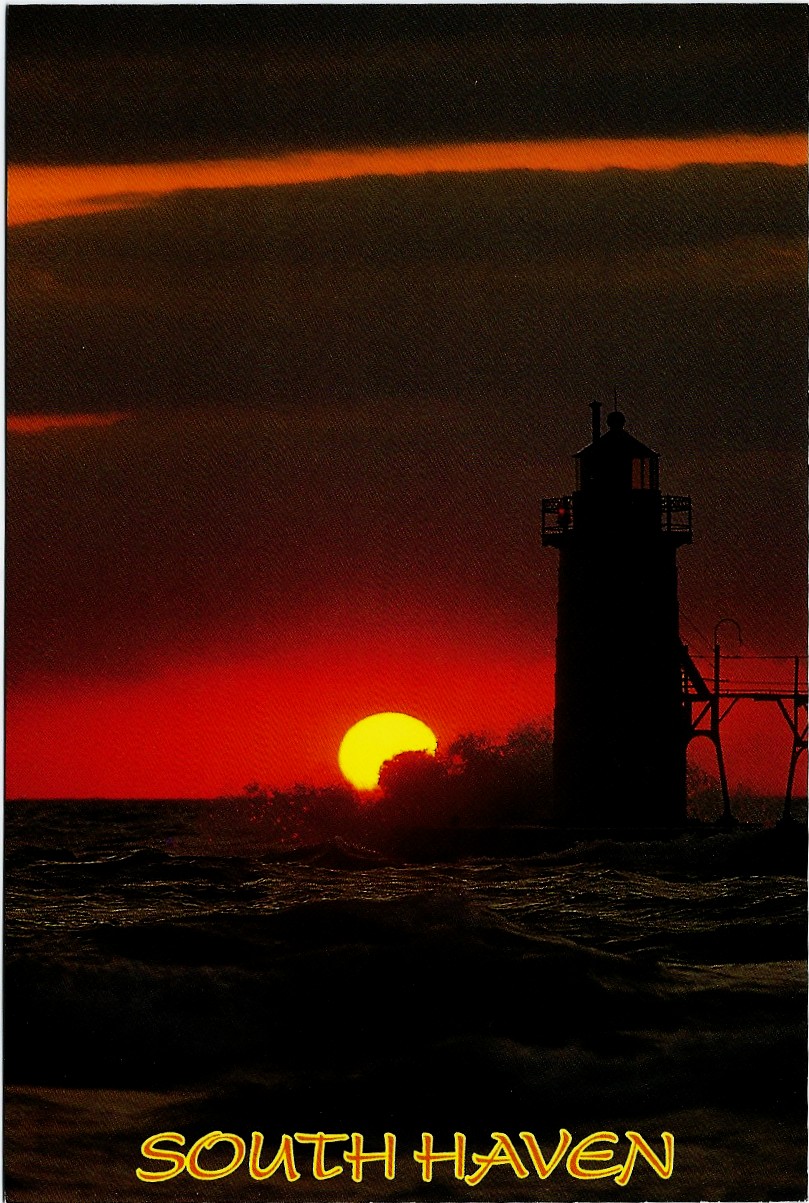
[6, 5, 807, 799]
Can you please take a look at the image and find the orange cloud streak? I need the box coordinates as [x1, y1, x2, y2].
[7, 412, 129, 434]
[8, 135, 806, 227]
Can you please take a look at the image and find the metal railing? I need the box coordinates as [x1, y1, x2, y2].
[541, 497, 574, 541]
[661, 494, 692, 536]
[541, 494, 692, 541]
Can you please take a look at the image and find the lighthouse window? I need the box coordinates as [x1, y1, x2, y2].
[631, 457, 660, 490]
[632, 457, 648, 489]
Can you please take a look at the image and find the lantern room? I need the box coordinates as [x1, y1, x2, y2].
[575, 410, 660, 494]
[541, 404, 691, 552]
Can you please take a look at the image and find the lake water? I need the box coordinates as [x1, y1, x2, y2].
[5, 801, 806, 1201]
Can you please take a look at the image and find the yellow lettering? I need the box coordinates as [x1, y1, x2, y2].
[413, 1132, 466, 1181]
[520, 1129, 572, 1178]
[566, 1131, 622, 1180]
[294, 1131, 348, 1179]
[343, 1132, 396, 1181]
[615, 1131, 674, 1186]
[249, 1132, 300, 1181]
[466, 1133, 529, 1186]
[136, 1132, 186, 1182]
[186, 1131, 246, 1180]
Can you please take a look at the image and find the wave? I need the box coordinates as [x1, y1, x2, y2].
[6, 888, 805, 1134]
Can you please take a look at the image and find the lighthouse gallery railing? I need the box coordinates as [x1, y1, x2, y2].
[541, 494, 692, 541]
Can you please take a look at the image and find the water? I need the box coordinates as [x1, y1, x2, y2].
[5, 801, 806, 1201]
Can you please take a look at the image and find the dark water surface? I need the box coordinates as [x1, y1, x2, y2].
[5, 802, 806, 1202]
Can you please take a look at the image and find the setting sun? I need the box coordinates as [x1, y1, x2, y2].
[338, 712, 437, 791]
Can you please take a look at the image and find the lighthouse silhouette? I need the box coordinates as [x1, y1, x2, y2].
[542, 403, 692, 826]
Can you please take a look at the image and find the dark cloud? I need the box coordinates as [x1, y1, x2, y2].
[7, 165, 806, 689]
[7, 6, 806, 163]
[12, 163, 805, 266]
[8, 165, 805, 446]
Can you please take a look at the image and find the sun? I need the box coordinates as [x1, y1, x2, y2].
[338, 712, 437, 791]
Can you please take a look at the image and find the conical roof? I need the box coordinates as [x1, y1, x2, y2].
[575, 411, 658, 461]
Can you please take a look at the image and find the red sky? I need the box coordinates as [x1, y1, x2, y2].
[7, 634, 557, 799]
[7, 133, 806, 799]
[7, 650, 799, 800]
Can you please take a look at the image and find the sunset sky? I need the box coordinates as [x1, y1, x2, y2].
[7, 5, 807, 798]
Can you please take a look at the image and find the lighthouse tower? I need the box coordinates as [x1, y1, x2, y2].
[542, 404, 691, 826]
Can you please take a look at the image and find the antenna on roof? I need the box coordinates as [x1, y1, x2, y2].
[590, 400, 602, 441]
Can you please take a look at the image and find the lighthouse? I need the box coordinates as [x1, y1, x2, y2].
[542, 404, 691, 826]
